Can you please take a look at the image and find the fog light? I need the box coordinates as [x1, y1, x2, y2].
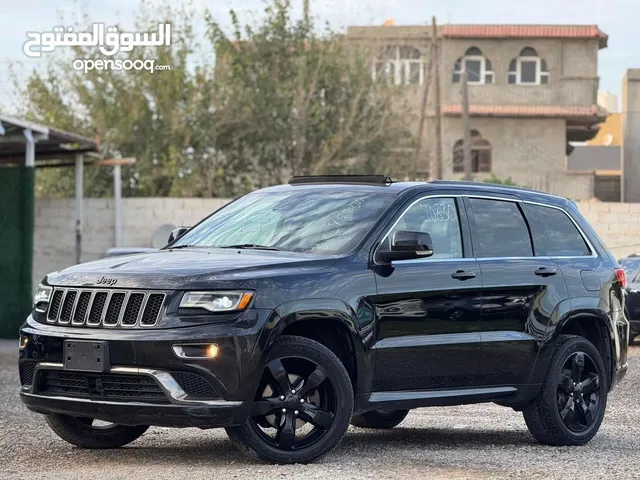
[205, 344, 219, 358]
[19, 336, 28, 349]
[172, 343, 219, 359]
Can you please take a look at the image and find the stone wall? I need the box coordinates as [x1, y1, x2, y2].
[32, 197, 640, 288]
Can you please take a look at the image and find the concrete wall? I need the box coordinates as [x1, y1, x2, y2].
[578, 201, 640, 258]
[33, 197, 230, 288]
[346, 26, 601, 108]
[33, 197, 640, 287]
[621, 69, 640, 202]
[438, 116, 595, 200]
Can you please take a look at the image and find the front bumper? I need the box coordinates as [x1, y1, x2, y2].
[18, 310, 274, 428]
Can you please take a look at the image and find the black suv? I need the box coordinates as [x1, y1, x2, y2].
[19, 176, 629, 464]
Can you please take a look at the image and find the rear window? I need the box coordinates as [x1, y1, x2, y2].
[526, 204, 590, 257]
[469, 198, 533, 258]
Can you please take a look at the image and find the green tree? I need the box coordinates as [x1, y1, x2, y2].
[13, 0, 409, 198]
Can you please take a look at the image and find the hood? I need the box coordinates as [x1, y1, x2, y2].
[45, 248, 337, 290]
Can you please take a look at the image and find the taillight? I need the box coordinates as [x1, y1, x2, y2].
[615, 268, 626, 288]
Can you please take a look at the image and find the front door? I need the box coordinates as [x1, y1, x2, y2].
[370, 195, 483, 392]
[464, 196, 569, 386]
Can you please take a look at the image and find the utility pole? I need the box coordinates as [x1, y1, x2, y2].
[431, 16, 443, 180]
[413, 33, 432, 180]
[461, 70, 472, 181]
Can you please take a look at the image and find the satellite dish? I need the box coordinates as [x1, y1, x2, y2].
[151, 224, 177, 248]
[603, 133, 613, 146]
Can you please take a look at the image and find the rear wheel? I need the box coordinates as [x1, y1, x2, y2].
[225, 335, 353, 464]
[523, 335, 607, 446]
[351, 409, 409, 429]
[45, 414, 149, 448]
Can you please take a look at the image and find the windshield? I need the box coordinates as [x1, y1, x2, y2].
[173, 189, 396, 254]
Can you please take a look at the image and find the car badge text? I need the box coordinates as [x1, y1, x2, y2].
[96, 277, 118, 286]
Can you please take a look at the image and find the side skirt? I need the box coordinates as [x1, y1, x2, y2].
[354, 384, 541, 414]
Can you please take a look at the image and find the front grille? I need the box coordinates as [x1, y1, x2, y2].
[37, 370, 169, 403]
[87, 292, 108, 325]
[72, 291, 92, 325]
[47, 291, 64, 322]
[141, 294, 165, 326]
[59, 290, 78, 324]
[104, 293, 126, 326]
[122, 293, 144, 325]
[19, 362, 36, 386]
[171, 371, 221, 398]
[46, 288, 166, 328]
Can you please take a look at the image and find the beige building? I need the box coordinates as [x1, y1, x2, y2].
[346, 24, 609, 199]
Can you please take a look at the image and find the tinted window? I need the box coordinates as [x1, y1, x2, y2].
[469, 198, 533, 257]
[527, 204, 590, 256]
[384, 197, 463, 259]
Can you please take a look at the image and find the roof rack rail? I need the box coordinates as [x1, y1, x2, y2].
[289, 175, 393, 186]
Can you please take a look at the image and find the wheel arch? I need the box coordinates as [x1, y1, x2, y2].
[556, 310, 614, 389]
[251, 299, 371, 397]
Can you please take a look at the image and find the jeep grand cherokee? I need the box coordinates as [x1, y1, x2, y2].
[18, 176, 629, 464]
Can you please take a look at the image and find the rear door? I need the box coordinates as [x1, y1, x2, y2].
[464, 195, 569, 386]
[371, 194, 483, 391]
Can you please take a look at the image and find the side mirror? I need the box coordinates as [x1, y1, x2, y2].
[168, 227, 190, 244]
[378, 230, 434, 263]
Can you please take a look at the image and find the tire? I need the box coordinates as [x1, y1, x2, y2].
[225, 335, 354, 464]
[523, 335, 607, 446]
[45, 414, 149, 449]
[351, 409, 409, 429]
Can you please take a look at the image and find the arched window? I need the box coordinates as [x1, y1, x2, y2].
[452, 47, 494, 84]
[373, 46, 425, 85]
[453, 130, 492, 173]
[508, 47, 549, 85]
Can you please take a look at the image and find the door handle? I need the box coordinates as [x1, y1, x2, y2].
[534, 267, 558, 277]
[451, 270, 476, 280]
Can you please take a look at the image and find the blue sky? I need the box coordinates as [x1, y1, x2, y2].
[1, 0, 638, 112]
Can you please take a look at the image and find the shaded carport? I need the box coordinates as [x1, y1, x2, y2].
[0, 115, 99, 337]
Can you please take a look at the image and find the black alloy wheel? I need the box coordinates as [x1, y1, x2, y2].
[556, 352, 601, 433]
[523, 335, 607, 446]
[250, 357, 337, 451]
[225, 335, 353, 464]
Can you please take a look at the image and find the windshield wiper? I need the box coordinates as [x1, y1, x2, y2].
[169, 244, 198, 250]
[220, 244, 282, 251]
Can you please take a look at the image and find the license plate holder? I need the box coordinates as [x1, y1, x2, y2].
[63, 340, 110, 372]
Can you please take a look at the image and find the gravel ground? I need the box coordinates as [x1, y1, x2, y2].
[1, 340, 638, 480]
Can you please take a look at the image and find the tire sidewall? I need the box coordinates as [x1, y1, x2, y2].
[545, 337, 608, 443]
[235, 336, 354, 464]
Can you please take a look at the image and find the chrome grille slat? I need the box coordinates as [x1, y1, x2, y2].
[58, 290, 76, 325]
[135, 294, 150, 327]
[72, 291, 93, 326]
[45, 288, 167, 328]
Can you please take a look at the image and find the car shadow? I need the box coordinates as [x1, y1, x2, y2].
[341, 426, 535, 449]
[44, 426, 535, 468]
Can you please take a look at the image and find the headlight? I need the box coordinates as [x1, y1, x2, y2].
[179, 291, 253, 313]
[33, 284, 53, 305]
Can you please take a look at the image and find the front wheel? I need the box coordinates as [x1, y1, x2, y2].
[225, 335, 354, 464]
[523, 335, 607, 446]
[351, 409, 409, 429]
[45, 414, 149, 448]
